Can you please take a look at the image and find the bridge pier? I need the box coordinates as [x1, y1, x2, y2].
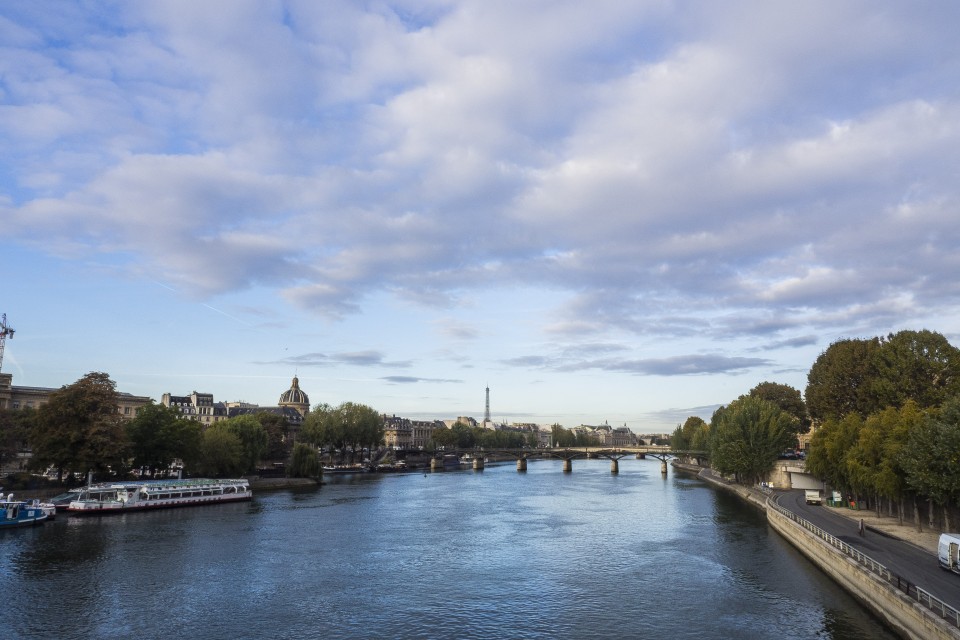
[562, 459, 572, 473]
[517, 458, 527, 472]
[661, 460, 668, 475]
[611, 459, 619, 474]
[472, 457, 484, 471]
[430, 458, 440, 472]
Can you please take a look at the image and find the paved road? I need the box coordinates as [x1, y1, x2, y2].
[776, 489, 960, 611]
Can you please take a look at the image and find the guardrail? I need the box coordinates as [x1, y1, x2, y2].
[768, 496, 960, 629]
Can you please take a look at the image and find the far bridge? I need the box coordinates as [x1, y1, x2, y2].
[430, 446, 707, 475]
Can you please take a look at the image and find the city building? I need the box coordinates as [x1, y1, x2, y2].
[161, 376, 311, 430]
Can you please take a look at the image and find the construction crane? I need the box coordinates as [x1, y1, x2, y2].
[0, 313, 14, 373]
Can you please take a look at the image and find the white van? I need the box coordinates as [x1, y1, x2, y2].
[804, 490, 822, 505]
[938, 533, 960, 574]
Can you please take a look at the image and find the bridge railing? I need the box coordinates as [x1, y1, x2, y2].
[768, 496, 960, 629]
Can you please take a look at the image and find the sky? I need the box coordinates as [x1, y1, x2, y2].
[2, 1, 960, 433]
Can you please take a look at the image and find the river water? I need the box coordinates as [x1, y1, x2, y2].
[2, 458, 896, 640]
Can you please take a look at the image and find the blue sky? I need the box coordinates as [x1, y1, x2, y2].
[2, 1, 959, 432]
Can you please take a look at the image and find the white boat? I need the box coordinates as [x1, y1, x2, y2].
[66, 478, 251, 514]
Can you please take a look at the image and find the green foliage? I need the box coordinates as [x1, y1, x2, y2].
[256, 411, 293, 461]
[127, 403, 202, 475]
[899, 397, 960, 507]
[672, 416, 707, 451]
[805, 338, 882, 423]
[710, 396, 795, 484]
[805, 413, 862, 493]
[749, 382, 808, 434]
[806, 330, 960, 425]
[300, 402, 383, 459]
[476, 427, 527, 449]
[222, 414, 269, 474]
[430, 426, 458, 448]
[289, 442, 321, 478]
[870, 330, 960, 410]
[29, 372, 129, 481]
[197, 425, 245, 477]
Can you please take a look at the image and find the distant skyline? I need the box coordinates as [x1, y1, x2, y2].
[3, 2, 960, 431]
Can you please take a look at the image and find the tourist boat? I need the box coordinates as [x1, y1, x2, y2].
[0, 494, 50, 528]
[66, 478, 251, 514]
[48, 490, 83, 512]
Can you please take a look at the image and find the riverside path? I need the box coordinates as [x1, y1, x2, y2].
[777, 489, 960, 614]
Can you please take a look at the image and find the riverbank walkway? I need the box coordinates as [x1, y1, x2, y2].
[686, 463, 941, 554]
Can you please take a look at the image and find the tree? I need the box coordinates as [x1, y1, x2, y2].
[805, 338, 882, 423]
[899, 397, 960, 531]
[750, 382, 809, 434]
[805, 413, 863, 495]
[672, 416, 707, 451]
[30, 372, 129, 482]
[300, 402, 382, 461]
[197, 425, 245, 477]
[289, 442, 321, 478]
[256, 411, 293, 462]
[431, 426, 458, 449]
[710, 395, 795, 484]
[301, 403, 338, 448]
[222, 414, 268, 473]
[870, 330, 960, 411]
[127, 403, 202, 476]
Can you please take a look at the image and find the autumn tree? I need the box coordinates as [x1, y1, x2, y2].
[30, 372, 129, 482]
[805, 413, 863, 496]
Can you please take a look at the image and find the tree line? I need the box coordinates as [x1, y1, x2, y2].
[669, 329, 960, 531]
[0, 372, 380, 484]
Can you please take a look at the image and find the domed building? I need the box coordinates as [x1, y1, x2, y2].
[278, 375, 310, 417]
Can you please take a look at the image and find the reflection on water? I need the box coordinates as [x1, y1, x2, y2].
[1, 459, 896, 640]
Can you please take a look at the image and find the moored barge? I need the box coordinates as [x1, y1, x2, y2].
[66, 478, 251, 514]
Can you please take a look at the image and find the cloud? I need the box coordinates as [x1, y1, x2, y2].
[503, 352, 770, 376]
[265, 351, 412, 369]
[381, 376, 464, 384]
[3, 1, 960, 358]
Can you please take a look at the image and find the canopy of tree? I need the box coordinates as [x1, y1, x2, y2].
[301, 402, 383, 460]
[806, 330, 960, 423]
[709, 396, 795, 485]
[29, 372, 129, 482]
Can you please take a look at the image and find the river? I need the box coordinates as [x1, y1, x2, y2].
[1, 458, 896, 639]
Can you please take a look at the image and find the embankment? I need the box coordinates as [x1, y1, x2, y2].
[672, 461, 960, 640]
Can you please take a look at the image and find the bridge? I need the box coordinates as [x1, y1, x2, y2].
[424, 446, 708, 474]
